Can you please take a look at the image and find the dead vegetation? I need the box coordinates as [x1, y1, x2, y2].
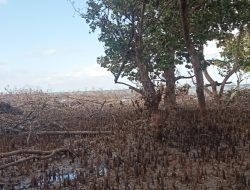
[0, 89, 249, 189]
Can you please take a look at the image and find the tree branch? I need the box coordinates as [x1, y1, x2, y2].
[218, 26, 243, 96]
[0, 148, 72, 170]
[188, 71, 197, 85]
[205, 81, 232, 87]
[68, 0, 84, 17]
[115, 81, 143, 94]
[175, 75, 195, 81]
[114, 13, 135, 83]
[203, 68, 216, 85]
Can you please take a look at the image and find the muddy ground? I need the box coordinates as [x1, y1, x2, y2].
[0, 89, 250, 189]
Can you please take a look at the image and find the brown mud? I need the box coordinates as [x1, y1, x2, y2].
[0, 89, 249, 189]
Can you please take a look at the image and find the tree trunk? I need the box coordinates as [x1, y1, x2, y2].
[178, 0, 207, 118]
[135, 2, 160, 112]
[218, 27, 243, 97]
[218, 68, 237, 97]
[136, 35, 160, 111]
[236, 72, 242, 90]
[203, 68, 218, 97]
[163, 65, 176, 110]
[204, 87, 214, 97]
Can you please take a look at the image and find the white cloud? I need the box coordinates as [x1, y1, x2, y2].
[0, 0, 7, 5]
[28, 70, 116, 92]
[65, 65, 112, 78]
[0, 63, 118, 92]
[83, 65, 112, 77]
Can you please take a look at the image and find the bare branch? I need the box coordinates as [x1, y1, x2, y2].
[115, 81, 143, 94]
[205, 81, 232, 87]
[68, 0, 85, 18]
[175, 75, 195, 81]
[188, 71, 197, 85]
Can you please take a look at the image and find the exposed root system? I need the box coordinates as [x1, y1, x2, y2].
[0, 90, 249, 189]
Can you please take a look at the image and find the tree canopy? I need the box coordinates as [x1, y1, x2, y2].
[74, 0, 249, 113]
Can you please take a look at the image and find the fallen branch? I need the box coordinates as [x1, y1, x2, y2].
[0, 147, 71, 170]
[99, 100, 106, 111]
[29, 130, 113, 136]
[0, 147, 68, 158]
[67, 97, 107, 105]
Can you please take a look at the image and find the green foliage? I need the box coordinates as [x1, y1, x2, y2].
[83, 0, 187, 84]
[84, 0, 138, 81]
[213, 26, 250, 76]
[80, 0, 249, 86]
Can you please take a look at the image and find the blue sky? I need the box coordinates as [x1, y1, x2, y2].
[0, 0, 121, 92]
[0, 0, 240, 92]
